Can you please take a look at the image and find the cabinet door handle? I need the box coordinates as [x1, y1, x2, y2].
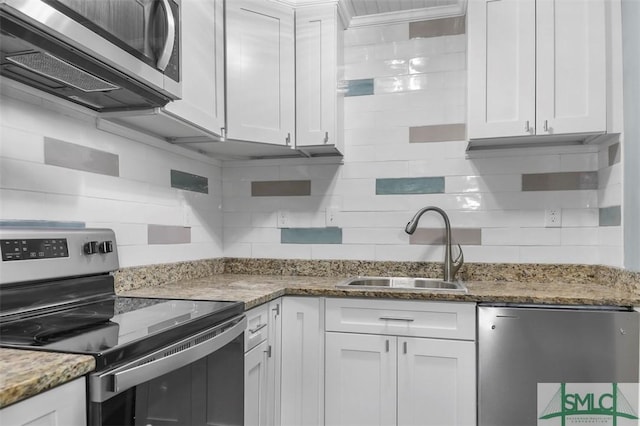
[286, 133, 291, 146]
[524, 120, 530, 133]
[385, 339, 390, 352]
[324, 131, 329, 144]
[379, 316, 415, 322]
[403, 341, 407, 354]
[543, 120, 549, 132]
[264, 345, 272, 358]
[248, 323, 267, 334]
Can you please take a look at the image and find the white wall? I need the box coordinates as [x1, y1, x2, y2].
[0, 85, 224, 268]
[222, 20, 623, 266]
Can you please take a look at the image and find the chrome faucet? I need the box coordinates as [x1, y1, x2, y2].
[405, 206, 464, 282]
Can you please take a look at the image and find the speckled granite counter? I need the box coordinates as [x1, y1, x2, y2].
[3, 259, 638, 410]
[0, 348, 95, 409]
[117, 274, 640, 309]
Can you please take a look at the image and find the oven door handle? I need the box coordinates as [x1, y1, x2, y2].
[90, 315, 246, 402]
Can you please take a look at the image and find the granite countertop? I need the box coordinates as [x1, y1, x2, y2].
[117, 274, 640, 309]
[2, 270, 637, 410]
[0, 348, 95, 409]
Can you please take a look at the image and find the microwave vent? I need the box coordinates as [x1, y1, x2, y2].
[6, 51, 120, 93]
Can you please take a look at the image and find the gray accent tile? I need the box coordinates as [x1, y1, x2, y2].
[522, 172, 598, 191]
[376, 177, 445, 195]
[599, 205, 621, 227]
[0, 220, 85, 229]
[171, 169, 209, 194]
[344, 79, 374, 97]
[608, 143, 621, 166]
[148, 225, 191, 245]
[410, 124, 466, 143]
[251, 180, 311, 197]
[44, 137, 119, 177]
[281, 228, 342, 244]
[409, 16, 466, 39]
[409, 228, 482, 245]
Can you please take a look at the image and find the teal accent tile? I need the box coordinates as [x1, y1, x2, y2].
[171, 170, 209, 194]
[345, 79, 374, 97]
[376, 177, 445, 195]
[0, 220, 85, 228]
[599, 206, 621, 226]
[281, 228, 342, 244]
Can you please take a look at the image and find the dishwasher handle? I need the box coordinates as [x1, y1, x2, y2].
[90, 315, 246, 402]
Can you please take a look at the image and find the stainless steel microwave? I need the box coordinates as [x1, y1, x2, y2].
[0, 0, 181, 111]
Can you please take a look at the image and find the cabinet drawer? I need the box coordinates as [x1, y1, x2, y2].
[245, 303, 269, 352]
[325, 298, 476, 340]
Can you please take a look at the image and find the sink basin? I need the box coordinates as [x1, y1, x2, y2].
[337, 276, 467, 292]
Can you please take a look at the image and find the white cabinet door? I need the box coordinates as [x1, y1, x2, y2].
[267, 299, 282, 426]
[325, 332, 397, 426]
[163, 0, 224, 135]
[226, 0, 295, 146]
[535, 0, 606, 135]
[397, 338, 476, 426]
[245, 340, 270, 426]
[0, 378, 87, 426]
[280, 297, 324, 426]
[468, 0, 606, 140]
[468, 0, 536, 139]
[295, 4, 342, 151]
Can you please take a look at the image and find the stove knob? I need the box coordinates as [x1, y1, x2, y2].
[99, 240, 114, 253]
[84, 241, 98, 255]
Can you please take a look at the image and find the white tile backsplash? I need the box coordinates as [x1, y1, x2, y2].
[1, 18, 625, 268]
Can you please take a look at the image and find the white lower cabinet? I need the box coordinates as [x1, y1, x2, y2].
[0, 378, 87, 426]
[245, 339, 270, 426]
[280, 297, 324, 426]
[325, 298, 476, 426]
[244, 299, 282, 426]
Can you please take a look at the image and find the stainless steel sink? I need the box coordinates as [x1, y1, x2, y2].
[337, 276, 467, 292]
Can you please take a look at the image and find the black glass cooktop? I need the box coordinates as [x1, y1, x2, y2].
[0, 296, 243, 370]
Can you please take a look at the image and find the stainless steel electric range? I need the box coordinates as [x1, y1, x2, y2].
[0, 228, 245, 426]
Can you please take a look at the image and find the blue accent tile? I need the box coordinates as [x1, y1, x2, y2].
[0, 220, 86, 228]
[599, 206, 621, 227]
[281, 228, 342, 244]
[345, 79, 374, 97]
[171, 170, 209, 194]
[376, 177, 445, 195]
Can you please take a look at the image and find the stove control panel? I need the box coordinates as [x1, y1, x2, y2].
[0, 228, 119, 285]
[1, 238, 69, 261]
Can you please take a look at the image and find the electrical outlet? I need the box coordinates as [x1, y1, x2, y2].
[325, 208, 339, 227]
[276, 210, 289, 228]
[544, 208, 562, 227]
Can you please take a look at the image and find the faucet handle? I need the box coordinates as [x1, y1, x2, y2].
[452, 243, 464, 276]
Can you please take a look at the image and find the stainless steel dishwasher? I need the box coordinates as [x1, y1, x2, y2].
[478, 304, 639, 426]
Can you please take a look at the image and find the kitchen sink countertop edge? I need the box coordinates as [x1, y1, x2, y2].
[117, 273, 640, 309]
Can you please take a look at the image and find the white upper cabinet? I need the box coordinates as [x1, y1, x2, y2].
[295, 4, 344, 155]
[468, 0, 606, 140]
[101, 0, 225, 141]
[226, 0, 296, 147]
[164, 0, 225, 135]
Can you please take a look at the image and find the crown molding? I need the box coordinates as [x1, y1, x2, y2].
[270, 0, 467, 28]
[344, 0, 467, 28]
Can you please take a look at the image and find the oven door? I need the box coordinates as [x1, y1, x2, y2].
[89, 315, 245, 426]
